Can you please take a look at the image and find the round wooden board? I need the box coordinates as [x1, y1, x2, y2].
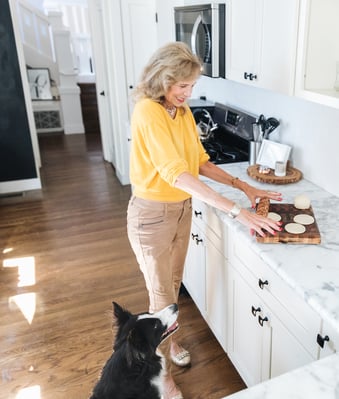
[247, 164, 302, 184]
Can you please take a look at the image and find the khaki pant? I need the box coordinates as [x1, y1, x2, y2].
[127, 196, 192, 370]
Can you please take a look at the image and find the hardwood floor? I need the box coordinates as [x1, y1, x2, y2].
[0, 133, 245, 399]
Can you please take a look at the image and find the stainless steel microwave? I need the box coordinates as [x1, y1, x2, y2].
[174, 3, 225, 78]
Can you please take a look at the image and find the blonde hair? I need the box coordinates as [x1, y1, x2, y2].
[132, 42, 203, 104]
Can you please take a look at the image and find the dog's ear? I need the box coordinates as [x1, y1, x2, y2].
[112, 301, 131, 326]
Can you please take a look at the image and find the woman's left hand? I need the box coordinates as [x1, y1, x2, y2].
[243, 185, 282, 208]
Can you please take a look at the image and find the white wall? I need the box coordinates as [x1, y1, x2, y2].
[192, 77, 339, 197]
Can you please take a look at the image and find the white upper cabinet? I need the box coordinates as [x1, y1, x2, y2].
[295, 0, 339, 109]
[226, 0, 300, 95]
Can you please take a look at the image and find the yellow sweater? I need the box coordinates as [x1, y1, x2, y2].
[130, 98, 209, 202]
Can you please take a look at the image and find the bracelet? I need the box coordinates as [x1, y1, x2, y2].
[228, 203, 242, 219]
[231, 177, 239, 188]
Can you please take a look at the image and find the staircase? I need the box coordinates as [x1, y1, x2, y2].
[78, 83, 100, 134]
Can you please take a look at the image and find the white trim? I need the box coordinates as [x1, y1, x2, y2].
[6, 0, 42, 195]
[0, 178, 41, 195]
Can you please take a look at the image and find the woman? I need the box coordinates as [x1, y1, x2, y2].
[127, 42, 282, 399]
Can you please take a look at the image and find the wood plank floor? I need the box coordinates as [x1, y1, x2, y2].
[0, 133, 245, 399]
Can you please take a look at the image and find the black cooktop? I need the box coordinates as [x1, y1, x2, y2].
[192, 102, 256, 165]
[203, 141, 248, 164]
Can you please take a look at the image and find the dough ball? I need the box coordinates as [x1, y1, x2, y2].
[293, 214, 315, 225]
[294, 194, 311, 210]
[267, 212, 282, 222]
[284, 223, 306, 234]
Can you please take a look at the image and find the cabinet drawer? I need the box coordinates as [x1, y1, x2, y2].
[192, 199, 226, 243]
[229, 236, 321, 357]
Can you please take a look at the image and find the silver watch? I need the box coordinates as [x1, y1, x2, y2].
[228, 203, 241, 219]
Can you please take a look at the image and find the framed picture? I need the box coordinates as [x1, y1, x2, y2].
[27, 68, 53, 100]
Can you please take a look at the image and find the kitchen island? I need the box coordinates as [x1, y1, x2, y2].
[197, 162, 339, 398]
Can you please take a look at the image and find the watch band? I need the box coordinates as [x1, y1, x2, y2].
[228, 203, 241, 219]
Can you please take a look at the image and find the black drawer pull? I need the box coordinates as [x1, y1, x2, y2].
[194, 210, 202, 217]
[251, 306, 261, 316]
[258, 315, 268, 327]
[258, 279, 269, 289]
[244, 72, 257, 81]
[317, 334, 330, 348]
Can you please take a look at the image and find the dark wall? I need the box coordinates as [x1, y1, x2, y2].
[0, 0, 37, 182]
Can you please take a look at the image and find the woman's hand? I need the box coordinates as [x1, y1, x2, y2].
[236, 208, 282, 237]
[242, 184, 282, 209]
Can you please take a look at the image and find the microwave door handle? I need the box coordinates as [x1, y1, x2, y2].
[191, 14, 202, 55]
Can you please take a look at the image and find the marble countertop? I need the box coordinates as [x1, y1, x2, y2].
[198, 162, 339, 399]
[225, 352, 339, 399]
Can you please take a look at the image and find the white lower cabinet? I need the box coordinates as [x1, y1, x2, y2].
[227, 235, 320, 387]
[184, 203, 322, 387]
[183, 199, 228, 351]
[205, 227, 228, 352]
[227, 265, 271, 386]
[183, 217, 206, 314]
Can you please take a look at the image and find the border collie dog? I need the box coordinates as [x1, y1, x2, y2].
[89, 302, 179, 399]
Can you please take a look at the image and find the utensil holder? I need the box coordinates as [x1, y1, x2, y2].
[249, 141, 261, 165]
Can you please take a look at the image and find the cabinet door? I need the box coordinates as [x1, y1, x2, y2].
[259, 0, 299, 94]
[121, 0, 158, 117]
[226, 0, 263, 84]
[270, 312, 314, 378]
[205, 230, 228, 352]
[227, 0, 299, 95]
[183, 222, 206, 315]
[227, 265, 270, 387]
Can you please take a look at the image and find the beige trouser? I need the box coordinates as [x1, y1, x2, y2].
[127, 195, 192, 372]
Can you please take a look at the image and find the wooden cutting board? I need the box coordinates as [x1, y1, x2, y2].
[255, 199, 321, 244]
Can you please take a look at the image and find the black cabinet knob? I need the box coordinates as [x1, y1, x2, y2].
[258, 315, 268, 327]
[317, 334, 330, 348]
[258, 279, 269, 289]
[191, 233, 198, 240]
[251, 306, 261, 316]
[99, 90, 105, 96]
[194, 210, 202, 217]
[195, 238, 203, 245]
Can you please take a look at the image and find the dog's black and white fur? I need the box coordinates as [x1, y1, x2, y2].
[89, 302, 179, 399]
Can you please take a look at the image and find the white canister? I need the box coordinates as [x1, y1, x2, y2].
[274, 161, 287, 177]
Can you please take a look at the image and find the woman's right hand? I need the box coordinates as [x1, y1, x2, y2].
[236, 208, 282, 237]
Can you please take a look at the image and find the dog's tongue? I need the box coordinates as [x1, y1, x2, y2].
[162, 321, 179, 340]
[167, 321, 179, 334]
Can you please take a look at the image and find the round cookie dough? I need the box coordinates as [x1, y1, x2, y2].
[284, 223, 306, 234]
[293, 214, 315, 225]
[294, 194, 311, 210]
[267, 212, 282, 222]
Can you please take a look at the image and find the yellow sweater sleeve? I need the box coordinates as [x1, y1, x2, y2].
[130, 99, 209, 202]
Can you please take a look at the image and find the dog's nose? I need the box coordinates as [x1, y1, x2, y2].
[172, 303, 178, 312]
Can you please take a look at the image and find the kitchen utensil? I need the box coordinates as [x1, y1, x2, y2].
[257, 114, 266, 142]
[263, 117, 280, 139]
